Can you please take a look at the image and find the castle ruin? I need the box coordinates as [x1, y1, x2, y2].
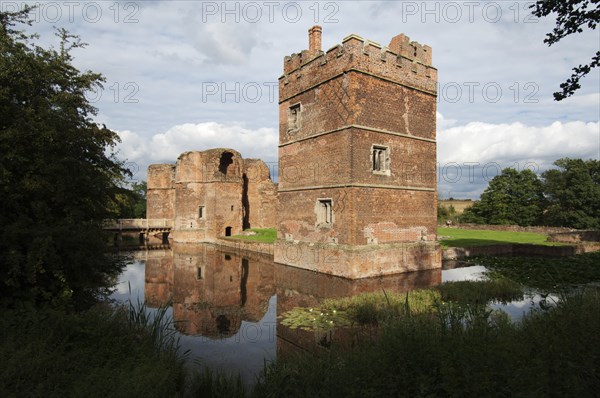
[146, 27, 441, 278]
[147, 149, 277, 243]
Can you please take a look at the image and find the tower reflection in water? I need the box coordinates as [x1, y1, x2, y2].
[137, 243, 441, 382]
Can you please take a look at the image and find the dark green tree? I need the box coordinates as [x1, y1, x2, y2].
[0, 7, 129, 307]
[461, 168, 545, 226]
[110, 181, 147, 219]
[542, 158, 600, 228]
[530, 0, 600, 100]
[438, 203, 459, 225]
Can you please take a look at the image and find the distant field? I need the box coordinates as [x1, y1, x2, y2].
[439, 200, 474, 214]
[438, 227, 565, 248]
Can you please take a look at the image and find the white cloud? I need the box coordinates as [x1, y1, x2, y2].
[437, 117, 599, 199]
[117, 122, 278, 179]
[436, 111, 457, 130]
[438, 119, 599, 166]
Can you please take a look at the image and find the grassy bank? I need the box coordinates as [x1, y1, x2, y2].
[0, 304, 186, 397]
[231, 228, 277, 243]
[255, 288, 600, 398]
[229, 227, 564, 248]
[3, 281, 599, 397]
[438, 227, 563, 248]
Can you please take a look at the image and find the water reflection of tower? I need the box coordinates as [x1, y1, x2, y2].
[170, 244, 274, 338]
[274, 263, 442, 356]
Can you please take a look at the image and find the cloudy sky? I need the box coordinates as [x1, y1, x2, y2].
[10, 0, 599, 198]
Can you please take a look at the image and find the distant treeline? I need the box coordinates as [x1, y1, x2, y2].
[439, 158, 600, 229]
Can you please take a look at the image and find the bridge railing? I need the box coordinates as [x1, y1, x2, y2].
[103, 218, 173, 230]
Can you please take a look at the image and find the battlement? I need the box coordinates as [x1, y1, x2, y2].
[281, 27, 437, 102]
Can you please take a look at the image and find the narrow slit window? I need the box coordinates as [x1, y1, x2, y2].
[198, 206, 205, 219]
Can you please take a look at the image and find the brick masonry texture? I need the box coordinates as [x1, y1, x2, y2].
[146, 27, 440, 278]
[275, 27, 440, 278]
[146, 149, 277, 243]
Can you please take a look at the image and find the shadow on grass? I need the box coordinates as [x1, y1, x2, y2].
[440, 238, 516, 248]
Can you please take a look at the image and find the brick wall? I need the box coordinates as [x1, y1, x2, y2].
[276, 28, 439, 276]
[147, 164, 175, 219]
[147, 149, 277, 243]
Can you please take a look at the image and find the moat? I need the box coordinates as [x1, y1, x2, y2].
[111, 244, 552, 385]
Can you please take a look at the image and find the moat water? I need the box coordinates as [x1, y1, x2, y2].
[111, 244, 551, 385]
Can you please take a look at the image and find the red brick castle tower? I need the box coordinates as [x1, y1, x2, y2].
[274, 27, 441, 278]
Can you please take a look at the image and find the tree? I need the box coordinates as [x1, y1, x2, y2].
[530, 0, 600, 100]
[461, 168, 545, 226]
[109, 181, 147, 219]
[0, 7, 129, 307]
[542, 158, 600, 228]
[438, 203, 459, 225]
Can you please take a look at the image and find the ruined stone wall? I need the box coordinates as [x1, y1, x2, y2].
[147, 164, 175, 220]
[147, 149, 277, 243]
[170, 149, 245, 243]
[243, 159, 278, 229]
[274, 240, 440, 279]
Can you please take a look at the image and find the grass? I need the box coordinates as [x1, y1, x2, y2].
[227, 227, 564, 249]
[438, 279, 524, 305]
[4, 274, 599, 397]
[470, 251, 600, 292]
[438, 227, 564, 248]
[0, 303, 187, 398]
[230, 228, 276, 243]
[280, 289, 441, 332]
[255, 288, 600, 398]
[280, 278, 526, 331]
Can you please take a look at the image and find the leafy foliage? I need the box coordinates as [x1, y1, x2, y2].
[437, 203, 459, 224]
[461, 168, 545, 226]
[542, 158, 600, 229]
[0, 7, 129, 307]
[109, 180, 147, 219]
[460, 159, 600, 229]
[530, 0, 600, 100]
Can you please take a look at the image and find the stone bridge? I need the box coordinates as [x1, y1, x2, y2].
[104, 219, 172, 245]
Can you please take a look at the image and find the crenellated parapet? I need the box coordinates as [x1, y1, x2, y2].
[280, 30, 437, 103]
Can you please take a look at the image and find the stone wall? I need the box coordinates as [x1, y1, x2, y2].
[442, 243, 600, 260]
[147, 164, 175, 219]
[147, 149, 277, 243]
[548, 230, 600, 243]
[454, 224, 575, 234]
[243, 159, 277, 229]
